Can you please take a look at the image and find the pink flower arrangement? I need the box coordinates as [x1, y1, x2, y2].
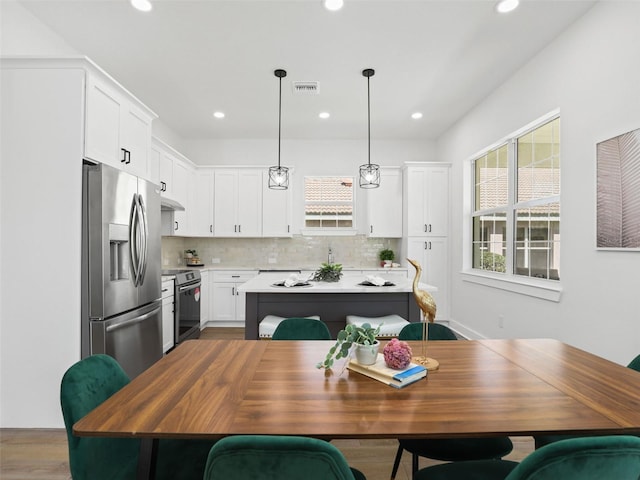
[383, 338, 413, 369]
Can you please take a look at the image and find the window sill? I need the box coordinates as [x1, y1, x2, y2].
[300, 229, 358, 237]
[461, 270, 563, 302]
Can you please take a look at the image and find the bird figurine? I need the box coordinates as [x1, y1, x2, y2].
[407, 258, 437, 323]
[407, 258, 440, 370]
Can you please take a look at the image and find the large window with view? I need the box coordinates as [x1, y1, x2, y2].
[472, 116, 560, 281]
[304, 177, 355, 229]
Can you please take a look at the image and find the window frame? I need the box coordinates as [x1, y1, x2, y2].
[462, 110, 563, 302]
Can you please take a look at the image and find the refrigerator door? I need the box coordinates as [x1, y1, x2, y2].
[86, 164, 140, 318]
[136, 176, 161, 306]
[90, 300, 163, 379]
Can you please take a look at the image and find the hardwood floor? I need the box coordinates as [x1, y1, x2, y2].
[0, 328, 534, 480]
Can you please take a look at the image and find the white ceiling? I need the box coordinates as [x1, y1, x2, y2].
[18, 0, 596, 141]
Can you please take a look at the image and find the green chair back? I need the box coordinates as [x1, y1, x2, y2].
[627, 354, 640, 372]
[60, 354, 139, 480]
[505, 435, 640, 480]
[272, 317, 332, 340]
[398, 322, 458, 341]
[203, 435, 364, 480]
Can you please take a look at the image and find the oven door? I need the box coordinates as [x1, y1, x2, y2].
[175, 280, 201, 343]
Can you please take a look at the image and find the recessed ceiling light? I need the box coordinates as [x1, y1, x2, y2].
[323, 0, 344, 12]
[130, 0, 152, 12]
[495, 0, 519, 14]
[411, 112, 423, 120]
[213, 111, 225, 119]
[319, 112, 330, 119]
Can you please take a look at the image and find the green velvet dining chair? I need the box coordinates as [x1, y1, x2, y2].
[202, 435, 367, 480]
[533, 353, 640, 449]
[391, 322, 513, 480]
[413, 435, 640, 480]
[60, 354, 215, 480]
[271, 317, 332, 340]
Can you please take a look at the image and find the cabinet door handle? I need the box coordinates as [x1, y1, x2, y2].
[424, 224, 428, 232]
[175, 221, 178, 231]
[429, 241, 432, 250]
[126, 150, 131, 164]
[210, 225, 213, 233]
[234, 225, 237, 233]
[288, 225, 290, 233]
[370, 225, 373, 234]
[238, 225, 241, 233]
[232, 287, 235, 295]
[424, 241, 428, 250]
[428, 224, 432, 233]
[121, 148, 127, 163]
[160, 181, 166, 192]
[232, 275, 240, 278]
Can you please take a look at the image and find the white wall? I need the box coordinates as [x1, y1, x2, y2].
[0, 1, 78, 55]
[439, 1, 640, 365]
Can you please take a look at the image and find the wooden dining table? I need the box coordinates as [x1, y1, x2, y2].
[73, 338, 640, 480]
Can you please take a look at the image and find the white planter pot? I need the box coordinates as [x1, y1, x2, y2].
[354, 341, 380, 365]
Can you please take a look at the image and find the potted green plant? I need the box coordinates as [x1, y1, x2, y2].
[316, 322, 382, 369]
[379, 248, 395, 267]
[311, 262, 343, 282]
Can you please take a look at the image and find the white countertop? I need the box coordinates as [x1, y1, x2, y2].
[237, 272, 436, 294]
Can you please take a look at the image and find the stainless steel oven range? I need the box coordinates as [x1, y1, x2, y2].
[162, 269, 201, 344]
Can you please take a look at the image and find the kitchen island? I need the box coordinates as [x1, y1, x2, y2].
[238, 272, 436, 339]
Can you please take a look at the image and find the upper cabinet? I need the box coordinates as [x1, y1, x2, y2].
[213, 169, 263, 237]
[403, 163, 450, 237]
[84, 72, 157, 180]
[262, 170, 293, 237]
[366, 167, 403, 238]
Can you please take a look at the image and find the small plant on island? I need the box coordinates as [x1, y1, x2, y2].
[311, 262, 343, 282]
[316, 322, 381, 370]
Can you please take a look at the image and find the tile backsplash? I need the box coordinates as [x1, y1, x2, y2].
[162, 235, 401, 269]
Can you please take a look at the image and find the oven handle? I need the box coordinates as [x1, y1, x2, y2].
[178, 282, 201, 293]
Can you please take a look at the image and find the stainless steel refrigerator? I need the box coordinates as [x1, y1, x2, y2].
[81, 162, 163, 379]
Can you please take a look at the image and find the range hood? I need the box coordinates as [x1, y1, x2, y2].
[160, 197, 185, 211]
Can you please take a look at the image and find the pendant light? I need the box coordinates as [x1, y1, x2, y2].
[269, 69, 289, 190]
[359, 68, 380, 188]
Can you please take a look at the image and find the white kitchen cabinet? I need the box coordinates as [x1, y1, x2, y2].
[366, 167, 403, 238]
[402, 162, 450, 320]
[213, 169, 262, 237]
[211, 271, 257, 324]
[405, 236, 449, 321]
[172, 160, 190, 235]
[262, 170, 292, 237]
[191, 169, 215, 236]
[199, 271, 210, 328]
[161, 279, 175, 353]
[403, 163, 450, 237]
[84, 73, 156, 180]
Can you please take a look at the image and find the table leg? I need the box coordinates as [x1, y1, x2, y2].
[137, 438, 158, 480]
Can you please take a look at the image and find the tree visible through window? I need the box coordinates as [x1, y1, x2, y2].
[304, 177, 354, 229]
[472, 116, 560, 280]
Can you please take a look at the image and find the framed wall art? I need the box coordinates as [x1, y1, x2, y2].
[596, 126, 640, 250]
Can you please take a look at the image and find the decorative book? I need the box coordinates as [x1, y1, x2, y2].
[347, 354, 427, 388]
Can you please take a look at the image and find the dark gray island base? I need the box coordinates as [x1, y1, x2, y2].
[244, 291, 420, 340]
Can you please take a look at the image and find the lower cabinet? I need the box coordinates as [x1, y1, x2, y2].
[405, 237, 449, 321]
[211, 271, 258, 325]
[161, 279, 175, 353]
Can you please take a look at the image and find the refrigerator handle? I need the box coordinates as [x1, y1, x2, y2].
[137, 194, 149, 285]
[105, 307, 160, 333]
[129, 194, 140, 286]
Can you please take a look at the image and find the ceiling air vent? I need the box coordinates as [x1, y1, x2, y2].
[292, 81, 319, 94]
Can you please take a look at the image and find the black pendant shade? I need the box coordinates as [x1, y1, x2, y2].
[359, 68, 380, 188]
[269, 68, 289, 190]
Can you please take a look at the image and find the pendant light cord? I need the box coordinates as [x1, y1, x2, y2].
[367, 74, 371, 167]
[278, 74, 282, 169]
